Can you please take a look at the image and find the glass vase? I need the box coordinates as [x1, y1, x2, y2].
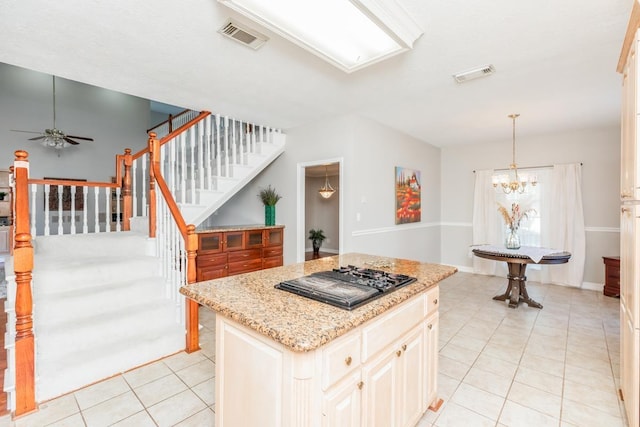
[505, 228, 520, 249]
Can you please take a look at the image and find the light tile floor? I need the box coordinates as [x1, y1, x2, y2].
[0, 272, 627, 426]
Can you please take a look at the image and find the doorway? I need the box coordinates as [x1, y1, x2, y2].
[296, 158, 343, 263]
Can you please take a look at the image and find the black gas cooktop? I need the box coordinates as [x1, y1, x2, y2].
[275, 265, 417, 310]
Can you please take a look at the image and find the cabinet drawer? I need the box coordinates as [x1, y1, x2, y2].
[228, 258, 263, 275]
[263, 246, 283, 258]
[361, 295, 425, 362]
[263, 256, 283, 269]
[426, 286, 439, 315]
[322, 333, 361, 390]
[196, 253, 227, 267]
[197, 266, 227, 281]
[228, 248, 262, 263]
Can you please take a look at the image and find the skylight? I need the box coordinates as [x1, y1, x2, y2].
[217, 0, 423, 73]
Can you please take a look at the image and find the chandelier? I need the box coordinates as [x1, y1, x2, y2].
[318, 167, 336, 199]
[492, 113, 537, 194]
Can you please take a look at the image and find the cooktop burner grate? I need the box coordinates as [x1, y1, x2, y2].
[275, 265, 417, 310]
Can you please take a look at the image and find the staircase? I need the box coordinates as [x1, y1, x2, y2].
[32, 232, 183, 401]
[4, 111, 286, 410]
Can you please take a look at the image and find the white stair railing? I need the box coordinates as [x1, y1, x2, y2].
[28, 180, 122, 237]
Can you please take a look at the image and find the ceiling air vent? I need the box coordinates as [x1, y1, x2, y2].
[453, 64, 495, 83]
[218, 19, 268, 50]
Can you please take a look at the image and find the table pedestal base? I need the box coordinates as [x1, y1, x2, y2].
[492, 262, 543, 309]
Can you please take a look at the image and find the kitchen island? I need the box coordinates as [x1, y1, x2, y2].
[180, 253, 457, 427]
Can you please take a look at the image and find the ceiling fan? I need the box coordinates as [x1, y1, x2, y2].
[11, 76, 94, 150]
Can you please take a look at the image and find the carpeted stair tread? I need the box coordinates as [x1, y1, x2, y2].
[35, 299, 179, 354]
[33, 256, 161, 293]
[36, 327, 184, 401]
[33, 231, 151, 258]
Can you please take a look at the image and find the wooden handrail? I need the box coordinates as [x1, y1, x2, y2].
[146, 108, 192, 134]
[132, 111, 210, 162]
[12, 151, 36, 416]
[148, 133, 200, 353]
[27, 179, 119, 188]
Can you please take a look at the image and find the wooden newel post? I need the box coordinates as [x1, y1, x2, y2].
[122, 149, 132, 231]
[185, 224, 200, 353]
[13, 151, 36, 416]
[148, 133, 159, 238]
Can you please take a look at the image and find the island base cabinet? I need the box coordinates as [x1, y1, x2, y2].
[214, 288, 439, 427]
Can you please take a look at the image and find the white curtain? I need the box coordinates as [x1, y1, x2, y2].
[548, 163, 586, 287]
[472, 170, 499, 275]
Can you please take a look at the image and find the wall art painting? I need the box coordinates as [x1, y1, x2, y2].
[395, 166, 421, 224]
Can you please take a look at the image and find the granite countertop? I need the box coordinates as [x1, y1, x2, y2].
[196, 224, 284, 233]
[180, 253, 457, 352]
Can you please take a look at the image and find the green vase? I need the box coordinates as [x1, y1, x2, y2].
[265, 205, 276, 226]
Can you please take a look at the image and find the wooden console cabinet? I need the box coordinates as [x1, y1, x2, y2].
[196, 226, 284, 281]
[602, 256, 620, 297]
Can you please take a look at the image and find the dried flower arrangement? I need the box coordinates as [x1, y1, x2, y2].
[497, 202, 535, 232]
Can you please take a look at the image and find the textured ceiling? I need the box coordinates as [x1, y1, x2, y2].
[0, 0, 632, 147]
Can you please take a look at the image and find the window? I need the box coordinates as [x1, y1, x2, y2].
[493, 168, 551, 249]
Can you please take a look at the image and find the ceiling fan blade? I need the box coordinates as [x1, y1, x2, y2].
[11, 129, 43, 134]
[63, 137, 80, 145]
[66, 135, 94, 141]
[28, 136, 46, 141]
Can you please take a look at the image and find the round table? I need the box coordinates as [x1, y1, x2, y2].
[472, 248, 572, 309]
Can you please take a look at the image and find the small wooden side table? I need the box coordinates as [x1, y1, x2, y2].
[602, 256, 620, 297]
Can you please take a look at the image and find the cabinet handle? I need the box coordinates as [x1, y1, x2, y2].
[433, 298, 438, 305]
[622, 207, 631, 214]
[357, 381, 364, 390]
[428, 323, 433, 330]
[402, 344, 407, 351]
[396, 350, 402, 357]
[345, 356, 352, 366]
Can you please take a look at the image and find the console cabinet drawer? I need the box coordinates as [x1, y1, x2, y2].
[263, 246, 283, 258]
[263, 256, 283, 269]
[228, 248, 262, 263]
[197, 266, 228, 281]
[196, 253, 227, 267]
[228, 258, 263, 275]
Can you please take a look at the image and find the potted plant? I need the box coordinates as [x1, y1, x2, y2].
[258, 185, 281, 226]
[308, 229, 326, 255]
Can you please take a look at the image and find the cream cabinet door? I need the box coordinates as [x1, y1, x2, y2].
[323, 372, 362, 427]
[425, 312, 439, 406]
[362, 349, 397, 427]
[397, 325, 424, 427]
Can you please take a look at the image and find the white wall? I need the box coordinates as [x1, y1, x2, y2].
[1, 63, 152, 181]
[208, 115, 443, 265]
[440, 124, 620, 285]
